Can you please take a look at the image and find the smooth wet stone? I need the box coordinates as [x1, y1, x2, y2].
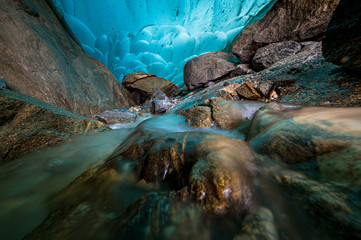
[0, 78, 6, 89]
[0, 89, 108, 162]
[122, 72, 177, 104]
[94, 109, 137, 124]
[183, 51, 239, 90]
[180, 106, 215, 128]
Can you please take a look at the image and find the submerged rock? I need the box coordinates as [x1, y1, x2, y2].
[94, 109, 137, 124]
[0, 89, 108, 162]
[323, 0, 361, 72]
[122, 72, 177, 104]
[180, 106, 215, 128]
[183, 52, 239, 90]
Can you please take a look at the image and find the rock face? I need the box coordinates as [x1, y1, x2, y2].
[183, 52, 239, 90]
[0, 0, 135, 116]
[0, 89, 108, 163]
[323, 0, 361, 72]
[232, 0, 340, 64]
[94, 109, 137, 125]
[122, 72, 178, 104]
[252, 41, 302, 71]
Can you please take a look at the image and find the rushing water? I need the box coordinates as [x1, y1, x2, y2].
[0, 108, 360, 240]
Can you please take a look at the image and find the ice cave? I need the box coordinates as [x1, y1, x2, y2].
[51, 0, 276, 85]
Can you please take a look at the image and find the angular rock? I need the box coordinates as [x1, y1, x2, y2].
[232, 0, 339, 64]
[252, 41, 302, 71]
[183, 51, 238, 90]
[0, 89, 108, 162]
[236, 81, 263, 100]
[150, 88, 173, 114]
[323, 0, 361, 72]
[0, 0, 135, 116]
[217, 83, 242, 101]
[94, 109, 137, 124]
[122, 72, 177, 104]
[0, 78, 6, 89]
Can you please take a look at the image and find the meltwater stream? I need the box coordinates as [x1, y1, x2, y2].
[1, 109, 361, 240]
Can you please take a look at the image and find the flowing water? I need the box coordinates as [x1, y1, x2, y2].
[0, 109, 360, 240]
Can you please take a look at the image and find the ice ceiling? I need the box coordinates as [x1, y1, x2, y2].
[52, 0, 276, 85]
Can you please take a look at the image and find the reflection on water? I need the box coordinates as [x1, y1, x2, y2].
[0, 108, 361, 240]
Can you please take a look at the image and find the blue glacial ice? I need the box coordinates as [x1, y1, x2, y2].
[52, 0, 276, 86]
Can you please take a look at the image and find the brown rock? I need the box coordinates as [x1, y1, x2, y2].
[183, 51, 238, 90]
[0, 89, 108, 163]
[322, 0, 361, 72]
[180, 106, 215, 128]
[0, 0, 135, 116]
[232, 0, 340, 64]
[122, 72, 177, 104]
[236, 82, 263, 100]
[217, 83, 242, 101]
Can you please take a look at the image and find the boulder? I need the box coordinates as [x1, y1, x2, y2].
[0, 89, 108, 163]
[150, 88, 173, 114]
[232, 0, 340, 64]
[0, 0, 135, 116]
[122, 72, 177, 104]
[94, 109, 137, 124]
[0, 78, 6, 89]
[322, 0, 361, 72]
[252, 41, 302, 71]
[183, 52, 238, 90]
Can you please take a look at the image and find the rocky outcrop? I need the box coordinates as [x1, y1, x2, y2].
[252, 41, 302, 71]
[0, 89, 108, 163]
[232, 0, 340, 64]
[122, 72, 178, 104]
[0, 0, 135, 117]
[183, 51, 240, 90]
[322, 0, 361, 72]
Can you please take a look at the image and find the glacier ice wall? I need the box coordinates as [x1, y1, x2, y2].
[52, 0, 276, 86]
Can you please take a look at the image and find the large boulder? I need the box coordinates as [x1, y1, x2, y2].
[0, 89, 108, 163]
[0, 0, 135, 116]
[183, 52, 239, 90]
[122, 72, 177, 104]
[252, 41, 302, 71]
[232, 0, 340, 64]
[322, 0, 361, 72]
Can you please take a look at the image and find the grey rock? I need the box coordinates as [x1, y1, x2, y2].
[183, 52, 238, 90]
[94, 109, 137, 124]
[0, 78, 6, 89]
[252, 41, 302, 71]
[151, 88, 173, 114]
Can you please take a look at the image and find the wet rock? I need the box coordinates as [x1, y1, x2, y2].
[0, 89, 108, 162]
[180, 106, 215, 128]
[252, 41, 302, 71]
[236, 82, 263, 100]
[0, 0, 135, 116]
[217, 83, 242, 101]
[151, 88, 173, 114]
[234, 207, 279, 240]
[232, 0, 339, 64]
[122, 72, 177, 104]
[184, 52, 238, 90]
[0, 78, 6, 89]
[94, 109, 137, 124]
[323, 0, 361, 72]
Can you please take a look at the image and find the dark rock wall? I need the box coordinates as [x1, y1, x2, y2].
[0, 0, 135, 117]
[232, 0, 340, 64]
[322, 0, 361, 72]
